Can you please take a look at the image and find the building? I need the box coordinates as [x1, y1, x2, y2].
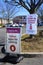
[0, 18, 13, 25]
[13, 15, 26, 24]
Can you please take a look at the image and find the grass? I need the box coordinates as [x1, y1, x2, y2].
[21, 34, 30, 40]
[21, 31, 43, 52]
[0, 24, 4, 27]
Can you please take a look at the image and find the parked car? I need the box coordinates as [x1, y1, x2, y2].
[5, 23, 12, 27]
[13, 23, 19, 27]
[19, 24, 25, 27]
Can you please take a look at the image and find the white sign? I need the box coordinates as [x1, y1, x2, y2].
[26, 14, 38, 35]
[5, 27, 21, 54]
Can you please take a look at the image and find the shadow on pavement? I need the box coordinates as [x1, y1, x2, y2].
[0, 54, 24, 64]
[0, 55, 19, 64]
[0, 54, 43, 64]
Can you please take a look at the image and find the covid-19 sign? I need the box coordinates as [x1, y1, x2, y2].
[6, 27, 21, 54]
[26, 14, 38, 35]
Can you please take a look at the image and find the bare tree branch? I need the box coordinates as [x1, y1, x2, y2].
[15, 0, 30, 12]
[34, 0, 35, 4]
[10, 10, 20, 18]
[9, 6, 21, 18]
[5, 0, 43, 14]
[35, 0, 43, 10]
[26, 0, 32, 8]
[35, 0, 42, 7]
[30, 0, 33, 6]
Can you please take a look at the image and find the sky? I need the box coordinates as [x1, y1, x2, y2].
[0, 0, 43, 19]
[0, 0, 29, 18]
[14, 7, 29, 17]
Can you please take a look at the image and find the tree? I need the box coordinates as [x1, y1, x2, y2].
[5, 0, 43, 38]
[3, 2, 20, 23]
[0, 2, 5, 25]
[37, 5, 43, 22]
[5, 0, 43, 14]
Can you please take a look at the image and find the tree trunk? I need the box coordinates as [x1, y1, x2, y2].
[7, 18, 10, 23]
[29, 9, 35, 38]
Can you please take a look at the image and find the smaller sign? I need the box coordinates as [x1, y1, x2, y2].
[5, 27, 21, 54]
[26, 14, 38, 35]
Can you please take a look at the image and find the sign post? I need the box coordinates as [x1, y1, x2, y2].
[26, 14, 38, 35]
[5, 27, 21, 54]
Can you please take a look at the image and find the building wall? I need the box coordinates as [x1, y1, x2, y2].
[0, 19, 1, 24]
[2, 19, 8, 24]
[13, 16, 26, 24]
[0, 18, 13, 25]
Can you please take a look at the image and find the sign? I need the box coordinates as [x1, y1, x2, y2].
[5, 27, 21, 54]
[26, 14, 38, 35]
